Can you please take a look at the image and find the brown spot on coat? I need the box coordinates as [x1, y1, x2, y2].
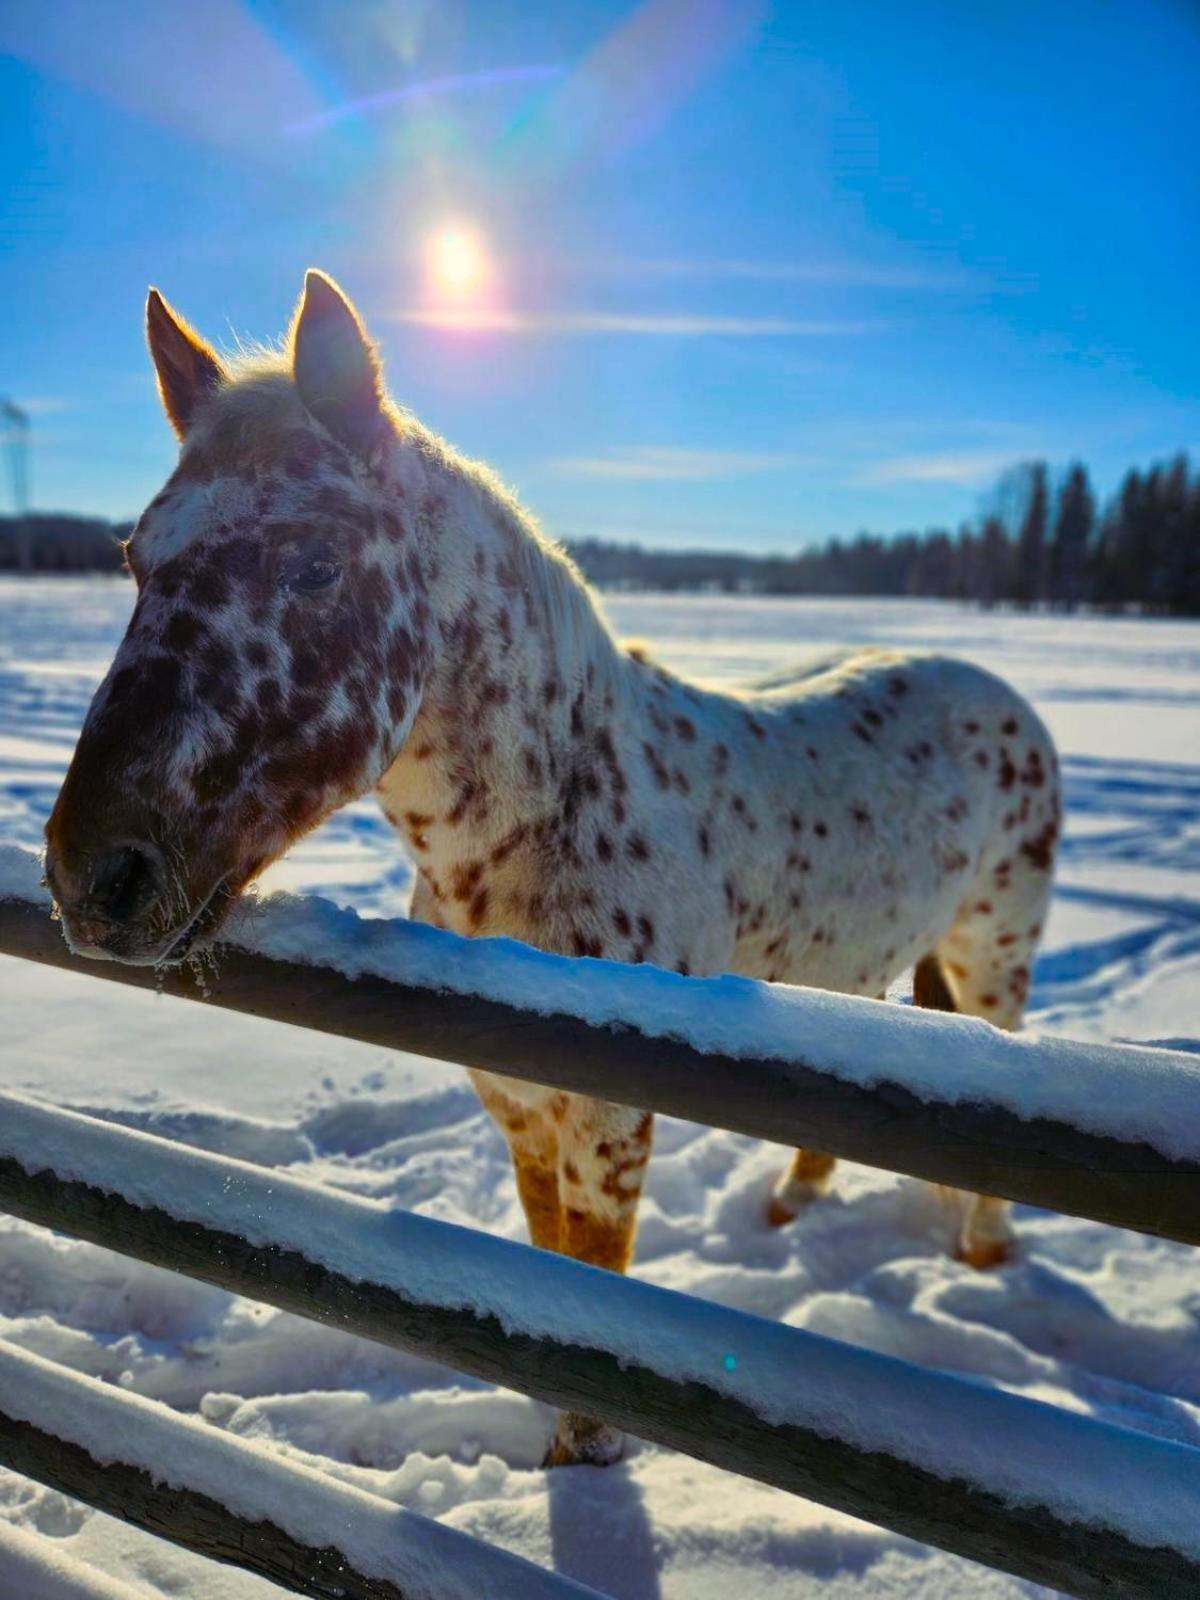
[1021, 819, 1059, 871]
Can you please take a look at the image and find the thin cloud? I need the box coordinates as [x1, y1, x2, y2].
[857, 450, 1025, 486]
[595, 256, 982, 291]
[389, 308, 876, 337]
[548, 446, 809, 481]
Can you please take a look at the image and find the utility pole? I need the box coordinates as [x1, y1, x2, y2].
[1, 398, 32, 573]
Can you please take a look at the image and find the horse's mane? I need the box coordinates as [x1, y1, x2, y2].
[208, 351, 630, 705]
[419, 427, 629, 703]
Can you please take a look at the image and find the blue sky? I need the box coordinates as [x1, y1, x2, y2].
[1, 0, 1198, 549]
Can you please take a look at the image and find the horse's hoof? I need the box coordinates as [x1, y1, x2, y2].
[542, 1421, 624, 1468]
[956, 1237, 1014, 1271]
[767, 1180, 829, 1227]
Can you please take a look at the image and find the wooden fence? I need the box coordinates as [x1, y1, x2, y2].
[0, 873, 1198, 1599]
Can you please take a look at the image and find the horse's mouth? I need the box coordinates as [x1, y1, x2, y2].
[57, 874, 238, 968]
[158, 876, 236, 966]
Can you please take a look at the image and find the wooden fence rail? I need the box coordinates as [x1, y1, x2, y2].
[0, 1089, 1196, 1600]
[1, 885, 1198, 1243]
[2, 863, 1199, 1598]
[0, 1339, 600, 1600]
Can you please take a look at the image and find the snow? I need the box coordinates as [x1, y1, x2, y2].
[0, 843, 45, 905]
[2, 578, 1200, 1598]
[0, 1341, 597, 1600]
[2, 1088, 1199, 1566]
[0, 1519, 148, 1600]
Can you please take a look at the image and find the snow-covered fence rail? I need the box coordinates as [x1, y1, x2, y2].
[1, 844, 1198, 1244]
[0, 1338, 600, 1600]
[0, 1090, 1197, 1600]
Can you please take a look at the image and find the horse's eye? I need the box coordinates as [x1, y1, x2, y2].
[282, 551, 341, 594]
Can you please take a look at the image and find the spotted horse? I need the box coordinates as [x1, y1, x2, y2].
[45, 272, 1061, 1467]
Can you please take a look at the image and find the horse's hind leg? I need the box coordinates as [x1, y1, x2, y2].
[767, 1147, 838, 1226]
[911, 952, 1015, 1267]
[918, 840, 1055, 1268]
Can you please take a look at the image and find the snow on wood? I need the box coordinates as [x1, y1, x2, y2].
[0, 1088, 1197, 1600]
[0, 1339, 600, 1600]
[2, 841, 1195, 1157]
[2, 843, 1198, 1246]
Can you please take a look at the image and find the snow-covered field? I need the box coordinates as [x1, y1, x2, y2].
[1, 576, 1198, 1599]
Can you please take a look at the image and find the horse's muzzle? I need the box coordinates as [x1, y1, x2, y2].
[44, 837, 180, 965]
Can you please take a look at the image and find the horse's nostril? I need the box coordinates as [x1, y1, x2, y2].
[91, 844, 161, 924]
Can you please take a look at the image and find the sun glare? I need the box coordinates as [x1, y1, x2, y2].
[427, 224, 489, 299]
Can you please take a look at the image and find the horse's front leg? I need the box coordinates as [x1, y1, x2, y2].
[469, 1071, 564, 1252]
[545, 1096, 654, 1467]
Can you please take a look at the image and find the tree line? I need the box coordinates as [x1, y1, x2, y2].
[572, 455, 1200, 614]
[2, 454, 1198, 614]
[0, 513, 132, 573]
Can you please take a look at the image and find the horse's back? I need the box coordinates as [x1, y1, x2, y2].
[716, 647, 1059, 993]
[751, 648, 1055, 787]
[753, 645, 1036, 719]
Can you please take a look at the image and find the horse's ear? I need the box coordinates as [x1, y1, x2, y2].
[290, 269, 386, 454]
[146, 289, 226, 440]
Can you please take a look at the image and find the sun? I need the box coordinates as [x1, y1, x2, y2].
[427, 224, 489, 300]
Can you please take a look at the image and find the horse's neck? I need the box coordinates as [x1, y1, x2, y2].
[377, 453, 642, 890]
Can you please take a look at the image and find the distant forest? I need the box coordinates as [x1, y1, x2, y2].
[3, 453, 1199, 615]
[572, 456, 1200, 615]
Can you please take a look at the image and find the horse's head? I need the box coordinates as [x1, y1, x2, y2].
[45, 272, 431, 964]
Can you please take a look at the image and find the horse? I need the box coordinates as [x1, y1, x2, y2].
[45, 271, 1061, 1467]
